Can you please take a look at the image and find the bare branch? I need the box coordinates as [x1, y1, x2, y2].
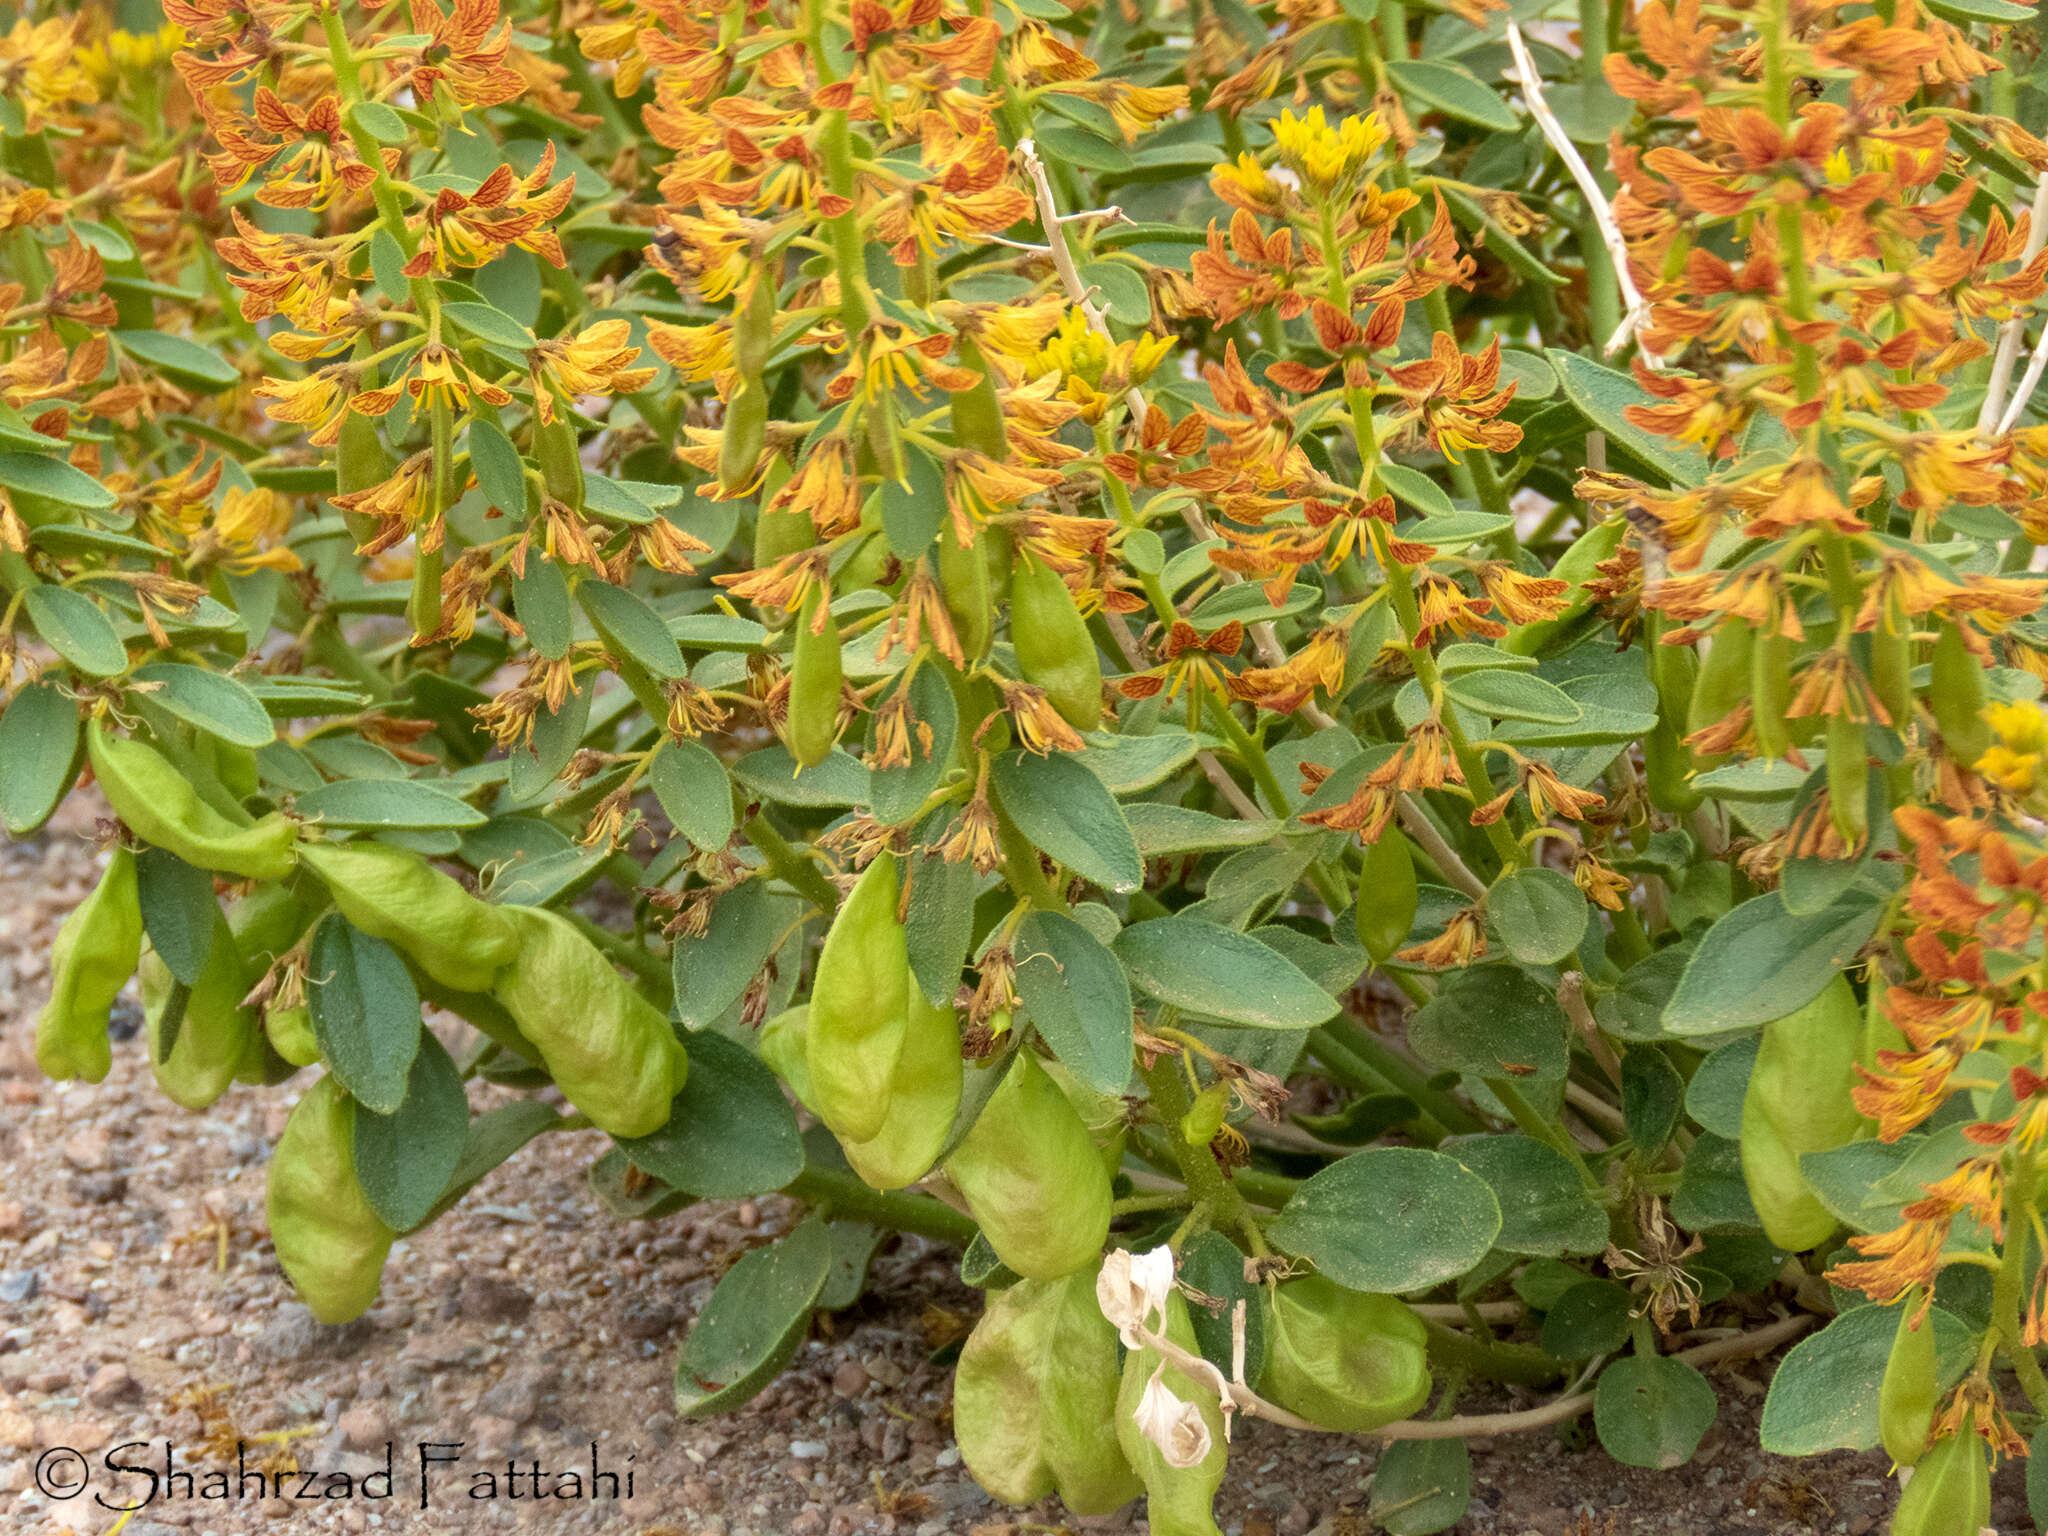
[1979, 173, 2048, 434]
[1371, 1314, 1816, 1442]
[1504, 22, 1661, 369]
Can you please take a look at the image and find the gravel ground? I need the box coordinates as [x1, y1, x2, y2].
[1, 800, 2037, 1535]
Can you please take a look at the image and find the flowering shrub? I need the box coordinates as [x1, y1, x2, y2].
[14, 0, 2048, 1522]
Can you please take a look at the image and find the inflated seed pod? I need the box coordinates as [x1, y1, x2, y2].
[1259, 1275, 1432, 1432]
[264, 1002, 321, 1069]
[843, 991, 963, 1191]
[34, 846, 142, 1084]
[943, 1051, 1112, 1281]
[493, 906, 689, 1138]
[1739, 973, 1864, 1250]
[755, 1005, 813, 1106]
[1888, 1430, 1988, 1536]
[298, 839, 519, 993]
[806, 852, 910, 1144]
[141, 908, 258, 1112]
[1878, 1295, 1936, 1468]
[1011, 557, 1102, 732]
[785, 585, 842, 769]
[86, 725, 296, 881]
[1114, 1290, 1227, 1536]
[267, 1074, 395, 1323]
[953, 1267, 1141, 1516]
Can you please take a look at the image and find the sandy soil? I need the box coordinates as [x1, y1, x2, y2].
[1, 800, 2035, 1536]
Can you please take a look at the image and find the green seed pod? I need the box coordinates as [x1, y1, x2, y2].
[954, 1267, 1141, 1516]
[1878, 1296, 1936, 1468]
[1260, 1275, 1431, 1432]
[1889, 1430, 1988, 1536]
[1929, 620, 1992, 770]
[949, 336, 1007, 458]
[806, 852, 910, 1143]
[86, 725, 296, 882]
[753, 469, 814, 604]
[299, 839, 519, 993]
[1501, 516, 1625, 656]
[785, 585, 843, 768]
[1180, 1080, 1230, 1149]
[733, 269, 777, 378]
[719, 381, 769, 495]
[1647, 621, 1698, 726]
[141, 908, 258, 1112]
[1644, 710, 1704, 814]
[267, 1074, 395, 1324]
[334, 407, 395, 547]
[1688, 618, 1756, 744]
[838, 525, 894, 595]
[35, 846, 143, 1083]
[1751, 630, 1793, 759]
[534, 416, 586, 510]
[844, 992, 963, 1191]
[1355, 828, 1418, 965]
[265, 1002, 321, 1069]
[1870, 619, 1913, 733]
[937, 519, 995, 663]
[1827, 711, 1869, 846]
[944, 1051, 1112, 1281]
[494, 906, 689, 1137]
[1011, 557, 1102, 732]
[1740, 973, 1864, 1250]
[756, 1004, 814, 1108]
[1114, 1290, 1227, 1536]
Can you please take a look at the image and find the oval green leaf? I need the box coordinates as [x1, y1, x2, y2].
[307, 912, 424, 1116]
[1113, 915, 1338, 1030]
[1267, 1146, 1502, 1292]
[990, 748, 1143, 895]
[674, 1217, 833, 1415]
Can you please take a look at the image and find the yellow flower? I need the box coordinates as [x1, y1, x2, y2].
[1976, 701, 2048, 794]
[1269, 107, 1388, 196]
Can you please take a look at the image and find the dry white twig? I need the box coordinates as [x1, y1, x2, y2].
[1996, 319, 2048, 435]
[1018, 138, 1152, 430]
[1978, 174, 2048, 433]
[1504, 22, 1661, 369]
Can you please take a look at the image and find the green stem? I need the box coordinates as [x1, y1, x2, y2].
[1304, 1030, 1449, 1144]
[1140, 1047, 1247, 1231]
[744, 813, 843, 915]
[1996, 1151, 2048, 1414]
[1422, 1319, 1566, 1388]
[788, 1164, 980, 1245]
[1489, 1077, 1603, 1197]
[1316, 1019, 1486, 1135]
